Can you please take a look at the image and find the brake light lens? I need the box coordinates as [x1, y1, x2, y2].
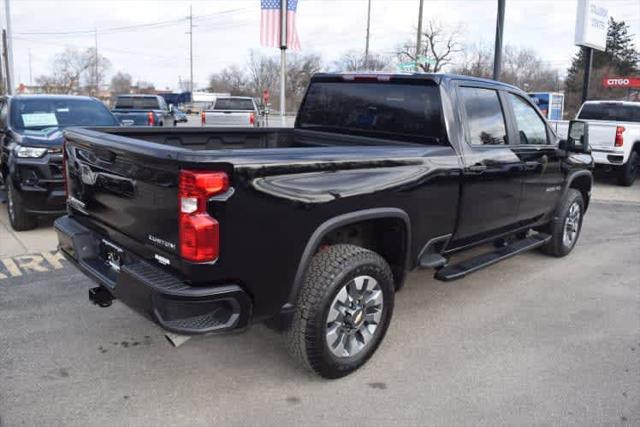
[249, 112, 255, 126]
[615, 126, 625, 147]
[147, 112, 155, 126]
[178, 170, 229, 262]
[201, 111, 206, 126]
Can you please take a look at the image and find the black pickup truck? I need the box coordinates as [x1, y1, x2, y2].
[0, 95, 119, 230]
[55, 73, 593, 378]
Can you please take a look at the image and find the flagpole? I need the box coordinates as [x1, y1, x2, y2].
[280, 0, 287, 126]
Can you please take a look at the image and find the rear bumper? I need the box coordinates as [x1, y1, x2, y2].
[54, 215, 252, 335]
[592, 148, 628, 166]
[11, 156, 66, 214]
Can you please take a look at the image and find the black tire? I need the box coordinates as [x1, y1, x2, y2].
[541, 189, 584, 257]
[616, 151, 638, 187]
[6, 179, 38, 231]
[285, 244, 395, 379]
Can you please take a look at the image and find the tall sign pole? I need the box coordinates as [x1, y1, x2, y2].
[280, 0, 287, 126]
[188, 5, 194, 95]
[492, 0, 505, 81]
[364, 0, 371, 69]
[416, 0, 424, 63]
[4, 0, 14, 94]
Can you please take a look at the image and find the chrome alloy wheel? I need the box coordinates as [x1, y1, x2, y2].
[563, 201, 581, 248]
[325, 275, 384, 358]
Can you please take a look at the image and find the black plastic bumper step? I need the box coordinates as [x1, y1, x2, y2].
[435, 233, 551, 282]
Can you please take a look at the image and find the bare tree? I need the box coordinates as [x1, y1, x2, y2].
[396, 20, 463, 72]
[286, 53, 323, 108]
[34, 47, 110, 94]
[134, 80, 156, 94]
[208, 65, 251, 95]
[334, 51, 389, 72]
[452, 44, 560, 92]
[110, 71, 132, 95]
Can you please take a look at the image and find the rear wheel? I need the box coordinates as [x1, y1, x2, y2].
[616, 151, 638, 186]
[286, 244, 395, 379]
[541, 189, 584, 257]
[6, 179, 38, 231]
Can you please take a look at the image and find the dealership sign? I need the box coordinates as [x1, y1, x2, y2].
[575, 0, 608, 51]
[602, 77, 640, 88]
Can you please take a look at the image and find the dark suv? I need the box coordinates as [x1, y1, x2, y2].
[0, 95, 119, 230]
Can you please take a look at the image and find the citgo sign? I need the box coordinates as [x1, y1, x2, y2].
[602, 77, 640, 88]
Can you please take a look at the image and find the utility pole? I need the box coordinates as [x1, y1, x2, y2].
[279, 0, 287, 125]
[364, 0, 371, 69]
[188, 5, 194, 94]
[416, 0, 424, 67]
[94, 28, 99, 94]
[4, 0, 14, 94]
[2, 30, 10, 95]
[492, 0, 506, 81]
[28, 48, 32, 86]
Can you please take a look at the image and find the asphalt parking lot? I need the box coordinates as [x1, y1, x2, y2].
[1, 178, 639, 426]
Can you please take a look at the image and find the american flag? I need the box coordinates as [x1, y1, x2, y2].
[260, 0, 301, 50]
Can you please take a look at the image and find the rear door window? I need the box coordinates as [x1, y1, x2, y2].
[116, 97, 160, 109]
[297, 81, 443, 144]
[508, 93, 549, 145]
[459, 87, 507, 146]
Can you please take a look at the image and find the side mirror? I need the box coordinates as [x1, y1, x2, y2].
[565, 120, 591, 154]
[168, 104, 174, 113]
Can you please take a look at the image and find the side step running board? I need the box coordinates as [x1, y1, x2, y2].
[435, 233, 551, 282]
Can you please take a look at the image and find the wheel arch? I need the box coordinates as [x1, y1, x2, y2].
[286, 208, 411, 308]
[565, 170, 593, 212]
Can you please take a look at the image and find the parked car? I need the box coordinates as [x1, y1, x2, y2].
[112, 94, 177, 127]
[55, 73, 593, 379]
[0, 95, 119, 231]
[575, 100, 640, 186]
[201, 96, 259, 127]
[173, 107, 188, 123]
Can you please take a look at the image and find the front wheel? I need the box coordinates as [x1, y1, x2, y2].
[541, 189, 584, 257]
[285, 244, 395, 379]
[6, 179, 38, 231]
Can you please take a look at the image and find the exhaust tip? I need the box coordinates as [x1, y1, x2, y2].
[164, 332, 192, 348]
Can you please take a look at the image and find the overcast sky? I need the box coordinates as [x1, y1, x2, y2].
[5, 0, 640, 91]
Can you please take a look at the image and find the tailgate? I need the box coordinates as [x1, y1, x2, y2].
[113, 110, 152, 126]
[586, 122, 617, 150]
[64, 129, 182, 255]
[204, 111, 253, 127]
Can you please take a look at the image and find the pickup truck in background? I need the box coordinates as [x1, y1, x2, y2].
[575, 101, 640, 186]
[0, 94, 119, 230]
[112, 94, 177, 127]
[201, 96, 259, 127]
[56, 73, 593, 378]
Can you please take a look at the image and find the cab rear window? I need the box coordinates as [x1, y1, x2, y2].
[578, 103, 640, 122]
[297, 81, 443, 144]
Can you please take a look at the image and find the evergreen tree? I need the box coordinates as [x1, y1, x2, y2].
[565, 17, 640, 115]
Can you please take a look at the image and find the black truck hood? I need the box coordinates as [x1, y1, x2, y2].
[13, 128, 64, 147]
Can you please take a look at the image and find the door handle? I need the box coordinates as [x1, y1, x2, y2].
[524, 161, 539, 171]
[467, 164, 487, 174]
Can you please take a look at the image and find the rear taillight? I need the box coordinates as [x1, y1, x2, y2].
[249, 112, 255, 126]
[201, 111, 206, 126]
[615, 126, 625, 147]
[178, 170, 229, 262]
[147, 112, 155, 126]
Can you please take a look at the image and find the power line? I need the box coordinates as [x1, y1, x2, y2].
[14, 8, 250, 37]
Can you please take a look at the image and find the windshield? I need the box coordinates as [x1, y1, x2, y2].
[578, 103, 640, 122]
[297, 81, 443, 144]
[115, 96, 161, 109]
[214, 98, 255, 111]
[10, 98, 118, 131]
